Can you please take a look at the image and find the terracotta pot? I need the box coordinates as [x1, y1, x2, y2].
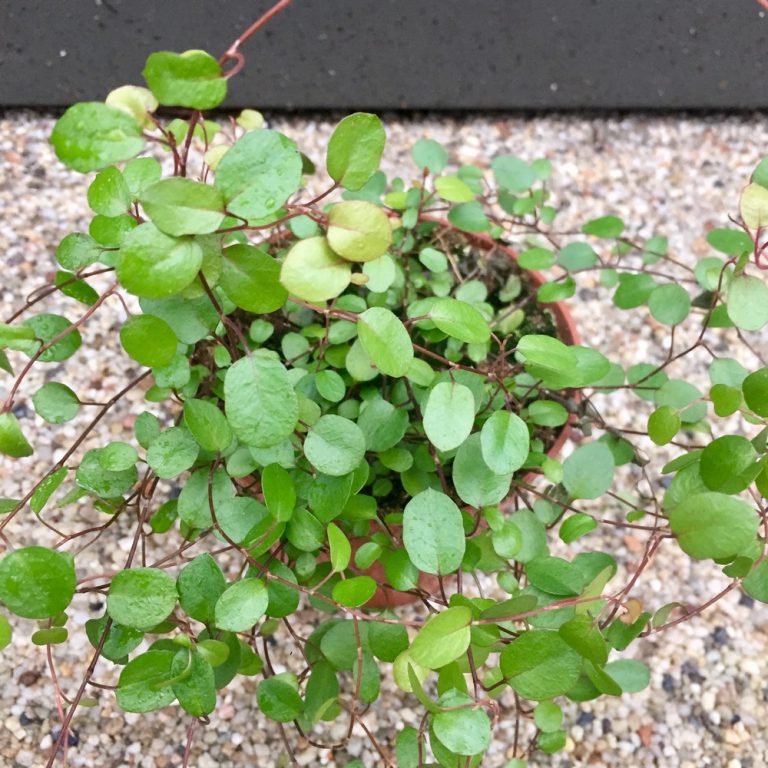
[355, 223, 581, 609]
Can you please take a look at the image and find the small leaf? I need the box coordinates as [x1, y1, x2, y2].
[116, 651, 176, 712]
[740, 182, 768, 229]
[410, 606, 472, 669]
[423, 381, 475, 452]
[562, 443, 614, 500]
[280, 236, 352, 302]
[105, 85, 158, 128]
[433, 690, 491, 756]
[327, 201, 392, 262]
[177, 554, 226, 624]
[0, 413, 33, 458]
[304, 414, 366, 477]
[480, 411, 529, 475]
[0, 547, 76, 619]
[411, 138, 448, 174]
[140, 178, 225, 236]
[428, 298, 490, 344]
[743, 367, 768, 417]
[24, 313, 82, 362]
[582, 215, 624, 238]
[143, 49, 226, 110]
[332, 576, 377, 607]
[220, 244, 287, 313]
[183, 399, 232, 453]
[257, 673, 303, 722]
[147, 427, 199, 479]
[120, 314, 178, 368]
[647, 405, 681, 446]
[107, 568, 177, 630]
[30, 468, 68, 515]
[327, 113, 386, 190]
[447, 201, 490, 233]
[727, 274, 768, 331]
[171, 648, 216, 716]
[403, 489, 465, 575]
[357, 307, 413, 377]
[327, 522, 352, 573]
[32, 382, 80, 424]
[87, 166, 131, 216]
[491, 155, 535, 193]
[214, 578, 268, 632]
[453, 433, 513, 508]
[648, 284, 691, 325]
[261, 464, 296, 521]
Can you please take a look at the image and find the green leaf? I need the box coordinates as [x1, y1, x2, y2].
[30, 468, 68, 515]
[740, 182, 768, 229]
[177, 554, 226, 624]
[98, 442, 138, 471]
[117, 223, 202, 298]
[743, 559, 768, 602]
[171, 648, 216, 716]
[220, 244, 287, 313]
[304, 414, 366, 476]
[147, 427, 199, 479]
[257, 673, 303, 722]
[280, 236, 352, 302]
[54, 270, 100, 305]
[411, 138, 448, 174]
[423, 381, 475, 452]
[140, 178, 225, 236]
[433, 690, 491, 756]
[706, 228, 753, 256]
[435, 175, 475, 203]
[562, 443, 615, 500]
[357, 398, 408, 451]
[480, 411, 529, 475]
[0, 614, 11, 650]
[357, 307, 413, 377]
[261, 464, 296, 522]
[327, 201, 392, 262]
[428, 298, 490, 344]
[31, 382, 80, 424]
[183, 399, 232, 452]
[743, 367, 768, 417]
[368, 618, 409, 662]
[582, 215, 624, 238]
[0, 547, 76, 619]
[491, 155, 535, 193]
[560, 513, 597, 543]
[315, 370, 346, 403]
[116, 651, 176, 712]
[327, 522, 352, 573]
[224, 353, 298, 448]
[215, 129, 302, 219]
[87, 166, 131, 216]
[647, 405, 681, 446]
[526, 556, 587, 597]
[700, 435, 758, 494]
[0, 413, 33, 458]
[453, 433, 513, 508]
[24, 313, 82, 362]
[604, 659, 650, 693]
[327, 113, 386, 190]
[410, 606, 472, 669]
[447, 201, 490, 233]
[85, 614, 143, 662]
[214, 578, 268, 632]
[51, 102, 144, 172]
[120, 314, 178, 368]
[332, 576, 377, 607]
[105, 85, 158, 128]
[54, 234, 101, 271]
[669, 492, 759, 560]
[123, 157, 163, 198]
[557, 242, 598, 270]
[516, 335, 577, 383]
[648, 284, 691, 325]
[727, 274, 768, 331]
[403, 488, 465, 575]
[142, 50, 226, 110]
[107, 568, 177, 630]
[500, 630, 582, 700]
[76, 449, 138, 498]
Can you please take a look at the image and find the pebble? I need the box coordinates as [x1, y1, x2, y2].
[3, 111, 768, 767]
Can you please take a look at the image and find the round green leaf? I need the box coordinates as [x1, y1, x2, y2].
[120, 314, 178, 368]
[412, 138, 448, 174]
[582, 215, 625, 238]
[403, 488, 465, 575]
[434, 175, 475, 203]
[304, 415, 366, 477]
[357, 307, 413, 377]
[433, 691, 491, 756]
[315, 370, 346, 403]
[647, 405, 681, 446]
[526, 556, 587, 597]
[76, 448, 138, 498]
[491, 155, 535, 193]
[224, 353, 298, 448]
[0, 547, 76, 619]
[171, 648, 216, 717]
[409, 606, 471, 669]
[214, 129, 302, 219]
[500, 630, 582, 700]
[140, 178, 225, 236]
[700, 435, 758, 494]
[327, 201, 392, 262]
[142, 50, 226, 110]
[480, 411, 530, 475]
[423, 381, 475, 452]
[743, 367, 768, 417]
[332, 576, 377, 607]
[177, 554, 226, 624]
[706, 228, 753, 257]
[327, 113, 386, 190]
[31, 382, 80, 424]
[257, 673, 303, 722]
[604, 659, 650, 693]
[357, 398, 408, 452]
[516, 335, 577, 383]
[116, 651, 176, 713]
[327, 522, 351, 573]
[648, 284, 691, 325]
[727, 274, 768, 331]
[740, 182, 768, 229]
[214, 578, 268, 632]
[220, 244, 287, 313]
[25, 313, 82, 362]
[557, 242, 598, 270]
[116, 223, 203, 298]
[261, 463, 296, 522]
[51, 102, 144, 172]
[182, 398, 232, 453]
[107, 568, 177, 630]
[447, 201, 490, 233]
[669, 492, 759, 560]
[105, 85, 158, 128]
[87, 166, 131, 216]
[453, 433, 513, 508]
[147, 427, 199, 479]
[98, 441, 139, 471]
[562, 443, 615, 500]
[280, 236, 352, 302]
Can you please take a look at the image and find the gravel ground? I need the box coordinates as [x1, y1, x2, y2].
[1, 109, 768, 768]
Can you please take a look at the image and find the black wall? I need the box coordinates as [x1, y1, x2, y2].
[2, 0, 767, 110]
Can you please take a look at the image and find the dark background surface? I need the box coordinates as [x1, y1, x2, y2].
[1, 0, 767, 110]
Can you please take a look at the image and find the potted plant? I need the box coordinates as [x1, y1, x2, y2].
[2, 4, 768, 766]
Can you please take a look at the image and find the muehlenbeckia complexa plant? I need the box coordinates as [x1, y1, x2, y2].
[2, 3, 768, 766]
